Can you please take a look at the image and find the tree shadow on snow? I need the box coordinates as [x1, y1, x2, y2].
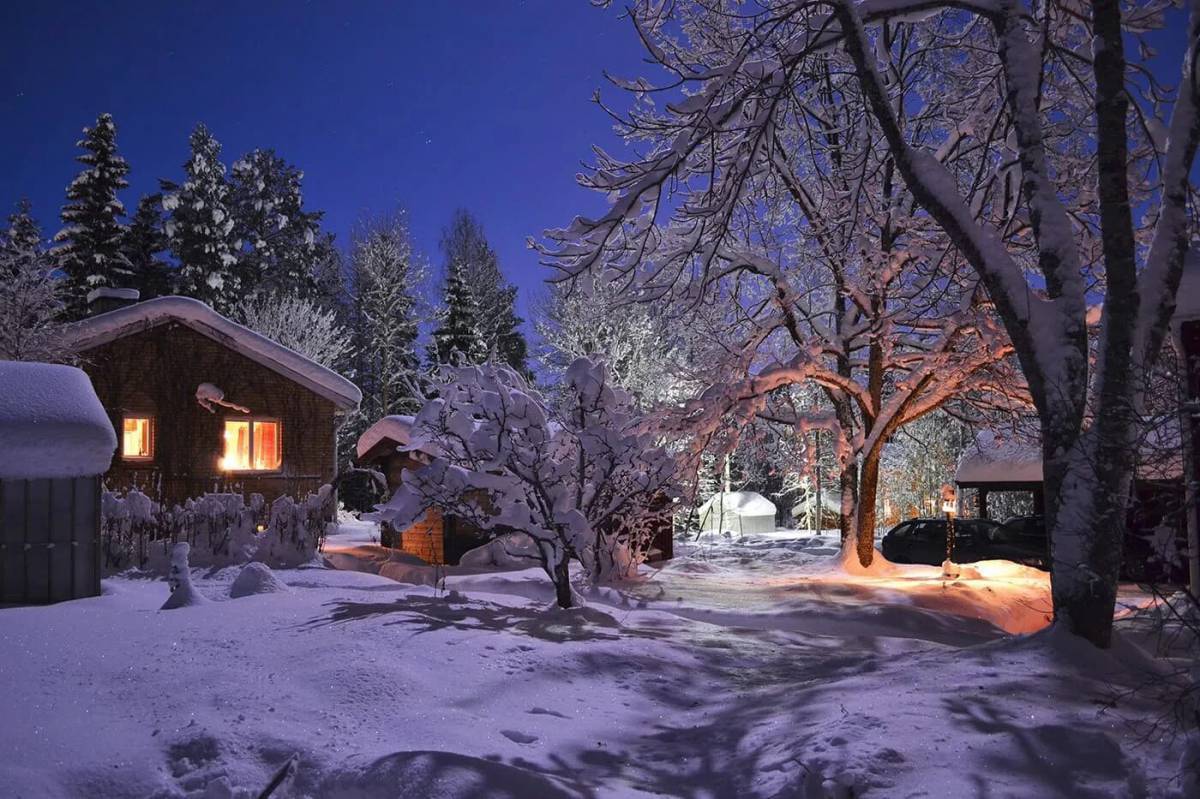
[305, 593, 652, 643]
[312, 749, 590, 799]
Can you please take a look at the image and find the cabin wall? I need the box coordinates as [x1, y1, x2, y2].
[78, 323, 340, 506]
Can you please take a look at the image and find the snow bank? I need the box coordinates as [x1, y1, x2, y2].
[63, 295, 361, 410]
[458, 532, 540, 569]
[0, 362, 117, 479]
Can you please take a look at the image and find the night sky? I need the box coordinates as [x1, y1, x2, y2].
[0, 1, 649, 327]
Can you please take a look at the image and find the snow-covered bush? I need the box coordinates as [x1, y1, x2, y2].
[374, 357, 678, 608]
[101, 486, 331, 573]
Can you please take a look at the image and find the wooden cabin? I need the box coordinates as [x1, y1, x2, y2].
[355, 415, 489, 564]
[64, 296, 361, 506]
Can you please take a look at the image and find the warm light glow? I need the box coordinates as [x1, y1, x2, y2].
[940, 483, 957, 515]
[122, 416, 152, 460]
[220, 420, 281, 471]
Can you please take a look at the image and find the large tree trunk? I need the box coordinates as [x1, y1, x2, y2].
[551, 556, 574, 609]
[1042, 405, 1136, 647]
[853, 448, 882, 568]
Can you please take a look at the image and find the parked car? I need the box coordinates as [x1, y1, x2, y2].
[881, 517, 1049, 569]
[998, 516, 1049, 569]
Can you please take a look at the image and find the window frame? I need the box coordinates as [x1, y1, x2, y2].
[121, 414, 155, 462]
[220, 417, 283, 474]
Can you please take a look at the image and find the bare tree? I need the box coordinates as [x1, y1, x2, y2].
[544, 0, 1200, 646]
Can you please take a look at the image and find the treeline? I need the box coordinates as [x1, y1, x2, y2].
[1, 112, 530, 462]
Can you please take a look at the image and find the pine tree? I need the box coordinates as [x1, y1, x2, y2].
[1, 200, 69, 361]
[347, 213, 426, 424]
[161, 124, 240, 313]
[229, 149, 328, 297]
[3, 199, 41, 258]
[52, 113, 131, 316]
[430, 258, 486, 366]
[122, 194, 172, 299]
[439, 210, 529, 374]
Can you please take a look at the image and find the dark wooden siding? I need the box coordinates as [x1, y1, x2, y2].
[78, 322, 341, 506]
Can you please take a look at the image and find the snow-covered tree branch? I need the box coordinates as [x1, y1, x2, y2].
[374, 358, 678, 608]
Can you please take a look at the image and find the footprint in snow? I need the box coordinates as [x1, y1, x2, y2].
[501, 730, 539, 745]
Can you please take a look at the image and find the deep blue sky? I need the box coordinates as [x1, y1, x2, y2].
[0, 1, 649, 328]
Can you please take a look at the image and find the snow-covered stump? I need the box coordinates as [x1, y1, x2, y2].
[161, 542, 209, 610]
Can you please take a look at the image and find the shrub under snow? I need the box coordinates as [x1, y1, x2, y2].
[375, 357, 677, 608]
[102, 486, 331, 574]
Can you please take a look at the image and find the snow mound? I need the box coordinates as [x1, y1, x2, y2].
[229, 562, 289, 598]
[458, 532, 540, 569]
[0, 362, 117, 479]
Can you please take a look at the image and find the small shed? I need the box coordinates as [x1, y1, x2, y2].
[355, 415, 488, 564]
[0, 362, 117, 604]
[697, 491, 778, 535]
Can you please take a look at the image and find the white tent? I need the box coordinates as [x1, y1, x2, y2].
[697, 491, 777, 535]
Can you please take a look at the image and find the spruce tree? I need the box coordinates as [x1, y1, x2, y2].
[348, 214, 425, 419]
[161, 124, 240, 313]
[3, 199, 42, 258]
[229, 149, 328, 297]
[430, 258, 486, 366]
[439, 209, 529, 374]
[123, 194, 172, 299]
[52, 113, 131, 316]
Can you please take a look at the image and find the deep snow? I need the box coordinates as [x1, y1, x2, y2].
[0, 526, 1191, 798]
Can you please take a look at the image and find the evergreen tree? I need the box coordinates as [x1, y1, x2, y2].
[52, 113, 131, 316]
[122, 194, 172, 299]
[229, 149, 328, 297]
[3, 199, 41, 258]
[429, 258, 486, 366]
[346, 213, 426, 426]
[161, 124, 240, 313]
[439, 210, 529, 374]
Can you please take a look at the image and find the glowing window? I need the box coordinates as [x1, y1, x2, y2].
[220, 419, 281, 472]
[122, 416, 153, 460]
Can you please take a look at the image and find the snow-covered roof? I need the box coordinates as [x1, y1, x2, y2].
[0, 362, 117, 479]
[955, 430, 1043, 485]
[697, 491, 777, 518]
[356, 414, 416, 461]
[86, 287, 139, 305]
[63, 296, 361, 411]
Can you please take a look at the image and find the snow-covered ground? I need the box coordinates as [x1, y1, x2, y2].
[0, 526, 1192, 798]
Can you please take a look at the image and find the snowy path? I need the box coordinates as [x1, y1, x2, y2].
[0, 529, 1189, 798]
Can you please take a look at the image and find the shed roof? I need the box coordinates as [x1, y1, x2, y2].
[0, 362, 117, 479]
[355, 414, 416, 461]
[63, 296, 361, 411]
